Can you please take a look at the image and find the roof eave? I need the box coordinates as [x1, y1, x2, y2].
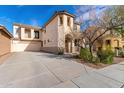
[43, 11, 75, 27]
[0, 26, 13, 38]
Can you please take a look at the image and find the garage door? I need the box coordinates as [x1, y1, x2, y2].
[12, 40, 41, 52]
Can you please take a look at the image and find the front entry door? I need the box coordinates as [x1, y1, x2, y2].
[65, 40, 72, 53]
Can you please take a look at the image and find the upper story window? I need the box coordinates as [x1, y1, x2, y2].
[25, 29, 31, 38]
[67, 17, 70, 26]
[59, 16, 63, 25]
[34, 31, 39, 39]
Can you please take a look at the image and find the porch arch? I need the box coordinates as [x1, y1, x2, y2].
[65, 34, 73, 53]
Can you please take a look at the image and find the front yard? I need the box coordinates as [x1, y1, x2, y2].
[76, 57, 124, 69]
[73, 47, 124, 69]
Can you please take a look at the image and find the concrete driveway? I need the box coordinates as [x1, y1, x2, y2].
[0, 52, 124, 88]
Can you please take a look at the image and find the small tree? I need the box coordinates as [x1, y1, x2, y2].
[74, 5, 124, 61]
[107, 6, 124, 40]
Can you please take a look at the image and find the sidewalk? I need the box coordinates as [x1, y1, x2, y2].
[53, 62, 124, 88]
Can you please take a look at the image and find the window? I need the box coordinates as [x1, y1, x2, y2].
[25, 29, 31, 38]
[98, 47, 102, 51]
[47, 39, 50, 42]
[67, 17, 70, 26]
[59, 16, 63, 25]
[74, 39, 79, 46]
[105, 40, 111, 46]
[41, 41, 43, 47]
[34, 31, 39, 39]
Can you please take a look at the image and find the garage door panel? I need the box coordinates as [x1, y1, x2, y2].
[12, 40, 41, 52]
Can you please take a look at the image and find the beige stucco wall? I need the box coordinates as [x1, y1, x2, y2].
[11, 40, 41, 52]
[42, 16, 58, 47]
[0, 30, 11, 56]
[13, 25, 42, 41]
[21, 28, 42, 41]
[75, 24, 80, 32]
[12, 13, 80, 54]
[42, 13, 75, 54]
[103, 37, 118, 49]
[100, 36, 124, 51]
[41, 16, 59, 53]
[12, 25, 42, 52]
[43, 14, 74, 48]
[58, 14, 74, 48]
[63, 14, 74, 34]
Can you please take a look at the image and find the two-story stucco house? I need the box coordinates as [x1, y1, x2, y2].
[12, 11, 81, 54]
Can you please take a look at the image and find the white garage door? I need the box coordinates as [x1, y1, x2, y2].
[12, 40, 41, 52]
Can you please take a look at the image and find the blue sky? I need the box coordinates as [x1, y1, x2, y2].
[0, 5, 107, 33]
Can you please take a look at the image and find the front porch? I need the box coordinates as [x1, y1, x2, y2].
[64, 34, 80, 54]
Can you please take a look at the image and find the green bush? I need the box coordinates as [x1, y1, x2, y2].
[79, 48, 92, 62]
[79, 47, 114, 64]
[97, 48, 114, 64]
[120, 51, 124, 57]
[92, 56, 101, 64]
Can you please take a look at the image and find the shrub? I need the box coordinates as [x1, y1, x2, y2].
[92, 56, 101, 64]
[79, 48, 92, 62]
[120, 51, 124, 57]
[97, 48, 114, 64]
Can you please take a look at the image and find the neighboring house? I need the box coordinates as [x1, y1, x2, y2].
[0, 25, 13, 57]
[12, 11, 82, 54]
[93, 30, 124, 53]
[101, 34, 124, 53]
[83, 26, 124, 54]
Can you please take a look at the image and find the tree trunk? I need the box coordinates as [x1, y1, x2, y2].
[89, 45, 93, 61]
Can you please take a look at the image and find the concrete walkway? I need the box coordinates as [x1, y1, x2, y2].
[0, 52, 124, 88]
